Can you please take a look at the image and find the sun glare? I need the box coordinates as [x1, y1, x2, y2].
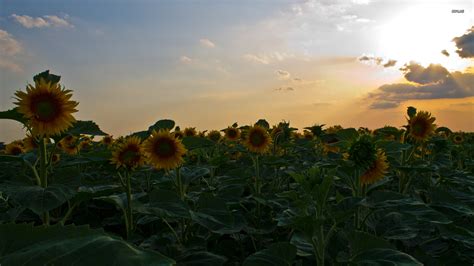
[378, 4, 472, 71]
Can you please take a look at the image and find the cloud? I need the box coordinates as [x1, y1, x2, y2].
[180, 55, 192, 63]
[400, 62, 449, 84]
[276, 69, 290, 80]
[453, 26, 473, 58]
[243, 52, 295, 65]
[199, 38, 215, 48]
[383, 60, 397, 68]
[368, 63, 474, 109]
[0, 29, 22, 72]
[441, 49, 450, 57]
[11, 14, 73, 28]
[274, 87, 294, 92]
[0, 29, 22, 56]
[358, 54, 397, 67]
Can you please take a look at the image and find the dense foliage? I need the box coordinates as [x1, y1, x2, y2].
[1, 71, 473, 265]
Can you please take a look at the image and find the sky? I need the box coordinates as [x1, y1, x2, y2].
[0, 0, 473, 141]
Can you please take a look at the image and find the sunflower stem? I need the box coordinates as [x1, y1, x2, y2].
[253, 155, 261, 228]
[176, 167, 184, 201]
[39, 137, 50, 226]
[125, 170, 133, 239]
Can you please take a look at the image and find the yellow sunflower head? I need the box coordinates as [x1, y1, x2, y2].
[110, 136, 146, 170]
[452, 133, 464, 144]
[101, 135, 114, 146]
[184, 127, 197, 137]
[58, 135, 80, 155]
[14, 77, 78, 137]
[144, 130, 187, 170]
[224, 127, 240, 141]
[5, 140, 25, 155]
[22, 134, 38, 152]
[244, 125, 272, 154]
[408, 111, 436, 142]
[360, 149, 389, 185]
[208, 130, 222, 142]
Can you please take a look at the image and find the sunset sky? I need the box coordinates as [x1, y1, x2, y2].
[1, 0, 473, 142]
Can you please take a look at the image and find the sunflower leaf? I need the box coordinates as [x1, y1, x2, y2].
[0, 108, 28, 124]
[66, 120, 107, 136]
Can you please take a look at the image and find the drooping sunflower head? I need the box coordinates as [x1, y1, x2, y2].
[452, 133, 464, 144]
[14, 78, 78, 137]
[144, 130, 187, 170]
[101, 135, 114, 146]
[244, 125, 272, 154]
[110, 136, 146, 170]
[349, 135, 377, 170]
[303, 130, 314, 140]
[5, 140, 25, 155]
[22, 134, 38, 152]
[360, 149, 389, 185]
[208, 130, 222, 142]
[184, 127, 197, 137]
[408, 111, 436, 142]
[58, 135, 80, 155]
[79, 136, 92, 150]
[224, 127, 240, 141]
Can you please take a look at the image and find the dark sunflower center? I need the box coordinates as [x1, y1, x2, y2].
[32, 95, 60, 121]
[119, 145, 141, 164]
[153, 138, 176, 158]
[249, 131, 265, 147]
[412, 120, 427, 136]
[11, 146, 22, 155]
[227, 129, 237, 138]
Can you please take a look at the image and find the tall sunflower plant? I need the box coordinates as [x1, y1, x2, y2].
[0, 70, 107, 225]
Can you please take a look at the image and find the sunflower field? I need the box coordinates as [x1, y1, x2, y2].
[0, 71, 473, 265]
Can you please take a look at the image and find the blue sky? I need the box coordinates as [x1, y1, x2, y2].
[1, 0, 473, 141]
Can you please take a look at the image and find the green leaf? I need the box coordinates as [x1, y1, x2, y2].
[66, 120, 107, 136]
[0, 223, 175, 265]
[351, 248, 422, 265]
[182, 136, 215, 150]
[348, 231, 394, 256]
[179, 251, 227, 266]
[0, 181, 78, 215]
[148, 119, 175, 132]
[33, 70, 61, 84]
[336, 128, 359, 141]
[243, 242, 297, 266]
[0, 108, 27, 124]
[136, 189, 190, 218]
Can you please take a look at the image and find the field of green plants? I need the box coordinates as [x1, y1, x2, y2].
[0, 71, 473, 265]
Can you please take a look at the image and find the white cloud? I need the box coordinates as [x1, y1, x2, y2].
[11, 14, 73, 28]
[276, 69, 291, 80]
[0, 29, 23, 72]
[180, 55, 192, 63]
[199, 38, 215, 48]
[243, 52, 295, 64]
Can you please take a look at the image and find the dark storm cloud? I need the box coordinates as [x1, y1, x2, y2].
[368, 63, 474, 109]
[383, 60, 397, 68]
[441, 49, 450, 57]
[453, 26, 474, 58]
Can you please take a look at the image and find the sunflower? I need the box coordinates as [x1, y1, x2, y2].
[58, 135, 80, 155]
[452, 133, 464, 144]
[5, 140, 25, 155]
[303, 130, 314, 140]
[101, 135, 114, 146]
[360, 149, 389, 185]
[408, 111, 436, 142]
[208, 130, 222, 142]
[173, 129, 184, 139]
[14, 78, 78, 137]
[244, 125, 272, 154]
[110, 136, 146, 169]
[184, 127, 197, 137]
[349, 135, 377, 170]
[51, 153, 60, 164]
[22, 134, 38, 152]
[79, 136, 92, 150]
[224, 127, 240, 141]
[143, 130, 186, 170]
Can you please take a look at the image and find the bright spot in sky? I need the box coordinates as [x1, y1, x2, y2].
[378, 4, 472, 71]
